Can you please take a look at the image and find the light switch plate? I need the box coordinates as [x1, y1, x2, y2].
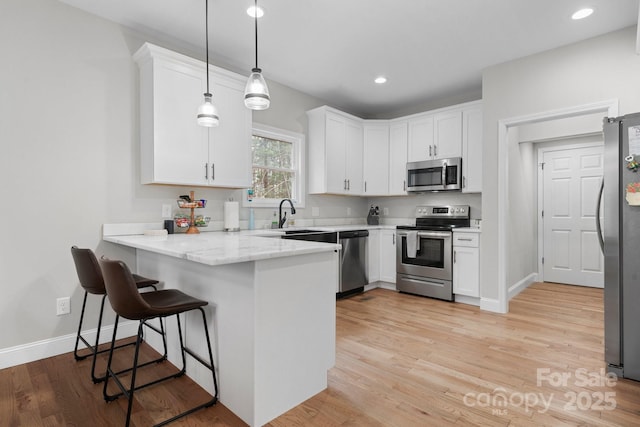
[347, 207, 351, 216]
[312, 207, 319, 217]
[383, 207, 389, 216]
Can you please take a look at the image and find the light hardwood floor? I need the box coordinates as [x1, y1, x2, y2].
[2, 282, 639, 426]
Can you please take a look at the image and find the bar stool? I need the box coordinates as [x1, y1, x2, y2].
[71, 246, 167, 383]
[99, 258, 218, 427]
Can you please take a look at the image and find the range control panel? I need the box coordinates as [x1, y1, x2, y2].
[416, 205, 470, 219]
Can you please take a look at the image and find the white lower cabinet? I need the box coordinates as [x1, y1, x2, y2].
[452, 231, 480, 297]
[367, 230, 380, 283]
[379, 229, 396, 283]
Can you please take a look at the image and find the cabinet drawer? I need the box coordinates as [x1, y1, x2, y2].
[453, 233, 479, 247]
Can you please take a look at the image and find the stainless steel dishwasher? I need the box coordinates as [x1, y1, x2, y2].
[338, 230, 369, 297]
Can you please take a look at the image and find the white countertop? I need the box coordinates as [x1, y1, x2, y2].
[104, 232, 341, 266]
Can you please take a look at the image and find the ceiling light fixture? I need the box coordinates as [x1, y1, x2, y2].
[571, 8, 594, 20]
[197, 0, 219, 127]
[244, 0, 270, 110]
[247, 5, 264, 18]
[374, 76, 387, 84]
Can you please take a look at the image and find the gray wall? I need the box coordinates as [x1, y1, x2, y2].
[481, 26, 640, 302]
[0, 0, 365, 351]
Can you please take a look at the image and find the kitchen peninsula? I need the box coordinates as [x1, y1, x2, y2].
[103, 225, 340, 426]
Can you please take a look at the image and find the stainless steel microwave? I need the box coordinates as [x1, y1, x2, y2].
[406, 157, 462, 192]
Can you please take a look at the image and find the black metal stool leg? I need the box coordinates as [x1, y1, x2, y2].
[73, 291, 90, 361]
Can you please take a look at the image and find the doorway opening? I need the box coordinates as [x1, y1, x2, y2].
[496, 99, 618, 312]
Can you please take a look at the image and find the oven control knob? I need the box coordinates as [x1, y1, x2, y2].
[454, 208, 459, 213]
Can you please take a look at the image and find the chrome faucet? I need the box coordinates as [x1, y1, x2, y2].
[278, 199, 296, 228]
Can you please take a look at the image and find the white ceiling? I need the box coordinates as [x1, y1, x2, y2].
[59, 0, 639, 118]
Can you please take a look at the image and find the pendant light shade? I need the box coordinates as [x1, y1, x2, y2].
[244, 68, 270, 110]
[198, 0, 219, 127]
[244, 0, 270, 110]
[197, 93, 219, 127]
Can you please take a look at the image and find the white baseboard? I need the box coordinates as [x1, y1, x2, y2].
[454, 294, 480, 306]
[480, 297, 506, 313]
[0, 321, 139, 370]
[364, 281, 396, 292]
[508, 273, 538, 300]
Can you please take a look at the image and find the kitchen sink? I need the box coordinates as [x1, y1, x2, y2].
[283, 229, 318, 235]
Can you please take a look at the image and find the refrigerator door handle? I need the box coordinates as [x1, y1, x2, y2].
[596, 177, 604, 254]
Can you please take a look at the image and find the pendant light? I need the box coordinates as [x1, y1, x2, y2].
[244, 0, 270, 110]
[197, 0, 219, 127]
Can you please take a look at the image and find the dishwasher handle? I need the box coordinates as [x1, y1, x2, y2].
[339, 230, 370, 239]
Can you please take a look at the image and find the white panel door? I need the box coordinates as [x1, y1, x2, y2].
[543, 145, 604, 287]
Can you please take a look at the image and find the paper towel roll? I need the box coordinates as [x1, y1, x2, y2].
[224, 201, 240, 231]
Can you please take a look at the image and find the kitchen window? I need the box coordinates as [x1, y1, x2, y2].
[246, 123, 305, 208]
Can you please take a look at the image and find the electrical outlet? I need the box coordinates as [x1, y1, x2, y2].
[383, 207, 389, 216]
[312, 207, 319, 217]
[347, 207, 351, 216]
[56, 297, 70, 316]
[161, 204, 172, 218]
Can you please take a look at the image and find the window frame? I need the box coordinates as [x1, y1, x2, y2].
[244, 123, 306, 208]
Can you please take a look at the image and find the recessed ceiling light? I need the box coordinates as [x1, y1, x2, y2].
[572, 8, 593, 20]
[247, 6, 264, 18]
[374, 76, 387, 84]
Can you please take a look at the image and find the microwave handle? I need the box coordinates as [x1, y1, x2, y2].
[441, 161, 447, 186]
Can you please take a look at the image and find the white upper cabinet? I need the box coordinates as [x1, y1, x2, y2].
[389, 120, 408, 195]
[407, 113, 434, 162]
[363, 122, 390, 196]
[307, 100, 481, 196]
[307, 107, 363, 195]
[134, 43, 251, 188]
[433, 110, 462, 159]
[407, 109, 462, 162]
[461, 101, 483, 193]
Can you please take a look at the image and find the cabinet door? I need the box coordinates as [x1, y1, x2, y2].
[325, 113, 348, 194]
[433, 110, 462, 159]
[462, 105, 483, 193]
[407, 114, 434, 162]
[208, 77, 252, 188]
[363, 124, 390, 195]
[367, 230, 380, 283]
[453, 246, 479, 297]
[379, 230, 397, 283]
[389, 121, 408, 195]
[344, 119, 363, 194]
[149, 60, 209, 185]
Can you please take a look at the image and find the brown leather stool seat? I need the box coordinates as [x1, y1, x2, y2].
[99, 258, 218, 427]
[70, 246, 167, 383]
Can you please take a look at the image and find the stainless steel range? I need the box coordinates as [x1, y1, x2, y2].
[396, 205, 470, 301]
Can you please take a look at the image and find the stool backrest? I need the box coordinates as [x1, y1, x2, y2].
[99, 258, 152, 320]
[70, 246, 106, 295]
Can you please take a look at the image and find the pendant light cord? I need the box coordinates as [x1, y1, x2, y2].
[254, 0, 259, 69]
[205, 0, 210, 93]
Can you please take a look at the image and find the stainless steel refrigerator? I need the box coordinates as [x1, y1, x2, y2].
[600, 113, 640, 381]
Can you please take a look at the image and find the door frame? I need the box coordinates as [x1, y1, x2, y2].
[495, 99, 618, 313]
[536, 138, 604, 283]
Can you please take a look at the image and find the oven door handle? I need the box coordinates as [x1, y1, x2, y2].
[418, 231, 451, 239]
